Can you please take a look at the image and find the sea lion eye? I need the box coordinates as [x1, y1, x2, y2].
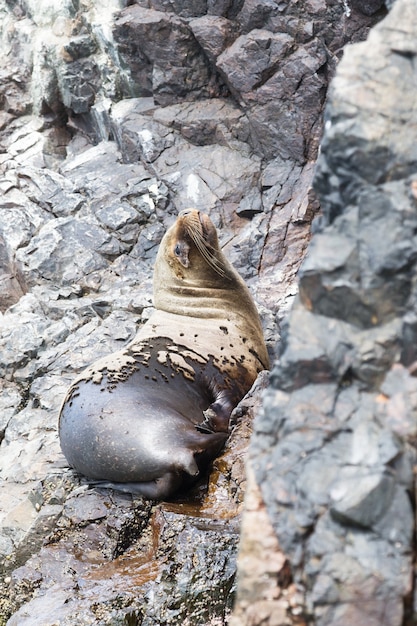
[173, 240, 190, 268]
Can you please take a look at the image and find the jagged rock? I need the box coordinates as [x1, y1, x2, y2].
[0, 381, 22, 440]
[16, 217, 118, 285]
[155, 142, 260, 211]
[217, 29, 295, 95]
[218, 33, 328, 160]
[0, 235, 26, 312]
[62, 35, 98, 62]
[315, 2, 417, 223]
[152, 98, 249, 147]
[241, 2, 417, 625]
[135, 0, 209, 19]
[189, 15, 238, 62]
[113, 5, 214, 105]
[17, 166, 84, 217]
[229, 466, 300, 626]
[58, 59, 101, 114]
[329, 470, 395, 528]
[351, 0, 386, 15]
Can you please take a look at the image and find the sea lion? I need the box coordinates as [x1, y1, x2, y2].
[59, 209, 269, 499]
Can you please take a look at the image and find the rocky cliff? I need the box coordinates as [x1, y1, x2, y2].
[0, 0, 396, 624]
[233, 1, 417, 625]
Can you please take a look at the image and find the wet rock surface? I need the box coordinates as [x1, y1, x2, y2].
[0, 0, 385, 624]
[241, 1, 417, 625]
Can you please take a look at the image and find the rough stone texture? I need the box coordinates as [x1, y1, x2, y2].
[0, 235, 26, 313]
[0, 0, 384, 624]
[240, 1, 417, 625]
[229, 467, 301, 626]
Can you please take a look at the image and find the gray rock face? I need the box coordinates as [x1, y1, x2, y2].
[114, 6, 214, 104]
[0, 0, 384, 624]
[0, 235, 26, 313]
[244, 1, 417, 625]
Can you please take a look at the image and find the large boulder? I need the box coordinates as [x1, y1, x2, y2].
[234, 2, 417, 625]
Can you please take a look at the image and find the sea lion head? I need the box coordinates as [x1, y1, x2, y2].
[153, 208, 265, 331]
[162, 209, 229, 282]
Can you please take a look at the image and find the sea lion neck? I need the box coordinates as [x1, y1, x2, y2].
[154, 283, 238, 319]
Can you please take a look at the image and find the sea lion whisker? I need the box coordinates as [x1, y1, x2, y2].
[184, 222, 227, 278]
[194, 237, 227, 278]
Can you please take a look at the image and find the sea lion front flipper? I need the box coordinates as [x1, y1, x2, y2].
[197, 402, 231, 434]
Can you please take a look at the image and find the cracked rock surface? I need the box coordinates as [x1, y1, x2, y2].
[235, 1, 417, 625]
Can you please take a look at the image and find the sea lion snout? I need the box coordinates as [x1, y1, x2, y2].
[178, 208, 208, 236]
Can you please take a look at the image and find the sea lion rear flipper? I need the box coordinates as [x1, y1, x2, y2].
[85, 473, 185, 499]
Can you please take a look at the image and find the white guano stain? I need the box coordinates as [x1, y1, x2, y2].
[186, 172, 201, 204]
[138, 129, 155, 161]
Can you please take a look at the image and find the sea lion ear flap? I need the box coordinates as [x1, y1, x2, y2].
[173, 240, 190, 268]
